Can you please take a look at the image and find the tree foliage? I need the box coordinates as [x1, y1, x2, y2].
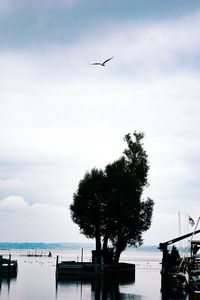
[70, 168, 105, 252]
[70, 132, 154, 262]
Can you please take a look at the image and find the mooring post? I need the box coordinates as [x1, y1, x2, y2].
[56, 255, 59, 268]
[0, 255, 2, 270]
[9, 254, 11, 271]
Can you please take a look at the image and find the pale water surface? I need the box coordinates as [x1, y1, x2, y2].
[0, 249, 188, 300]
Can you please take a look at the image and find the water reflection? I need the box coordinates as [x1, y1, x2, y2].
[56, 276, 142, 300]
[0, 277, 17, 296]
[56, 277, 200, 300]
[162, 290, 200, 300]
[161, 291, 188, 300]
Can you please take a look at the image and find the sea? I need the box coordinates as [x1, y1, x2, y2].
[0, 243, 189, 300]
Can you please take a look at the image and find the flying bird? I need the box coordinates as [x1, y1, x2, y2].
[90, 57, 114, 66]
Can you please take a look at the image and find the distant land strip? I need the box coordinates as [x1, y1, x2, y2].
[0, 242, 159, 252]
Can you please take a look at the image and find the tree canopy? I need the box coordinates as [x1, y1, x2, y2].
[70, 132, 154, 263]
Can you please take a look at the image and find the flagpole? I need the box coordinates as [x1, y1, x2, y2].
[178, 215, 199, 272]
[178, 212, 182, 253]
[187, 213, 189, 234]
[185, 212, 188, 256]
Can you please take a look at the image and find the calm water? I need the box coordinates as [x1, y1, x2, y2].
[0, 249, 189, 300]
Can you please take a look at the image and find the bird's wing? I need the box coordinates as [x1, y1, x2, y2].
[103, 57, 114, 64]
[90, 62, 102, 65]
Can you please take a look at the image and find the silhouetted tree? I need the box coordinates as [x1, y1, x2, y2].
[70, 132, 154, 263]
[70, 168, 105, 255]
[103, 132, 154, 262]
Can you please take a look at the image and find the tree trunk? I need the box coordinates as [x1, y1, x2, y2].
[113, 247, 121, 263]
[113, 239, 127, 263]
[103, 235, 108, 251]
[96, 230, 101, 264]
[95, 227, 102, 263]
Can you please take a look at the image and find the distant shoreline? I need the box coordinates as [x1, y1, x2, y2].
[0, 242, 159, 252]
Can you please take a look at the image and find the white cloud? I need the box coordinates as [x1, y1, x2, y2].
[0, 195, 88, 242]
[0, 196, 28, 210]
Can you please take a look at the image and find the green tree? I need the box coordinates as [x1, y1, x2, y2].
[70, 132, 154, 263]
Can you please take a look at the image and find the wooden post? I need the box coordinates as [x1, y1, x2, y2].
[9, 254, 11, 271]
[56, 255, 59, 268]
[0, 255, 2, 270]
[56, 255, 59, 280]
[81, 248, 83, 263]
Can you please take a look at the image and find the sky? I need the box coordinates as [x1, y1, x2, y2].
[0, 0, 200, 246]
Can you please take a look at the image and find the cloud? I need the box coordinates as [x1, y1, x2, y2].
[0, 195, 198, 245]
[0, 196, 28, 210]
[0, 195, 88, 242]
[85, 11, 200, 79]
[1, 9, 200, 87]
[0, 8, 200, 243]
[0, 0, 78, 13]
[142, 212, 197, 246]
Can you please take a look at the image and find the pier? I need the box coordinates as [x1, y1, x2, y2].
[56, 252, 135, 280]
[0, 255, 17, 277]
[159, 229, 200, 296]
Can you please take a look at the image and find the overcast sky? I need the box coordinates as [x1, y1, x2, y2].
[0, 0, 200, 246]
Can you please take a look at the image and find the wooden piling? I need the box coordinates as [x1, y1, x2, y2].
[81, 248, 83, 263]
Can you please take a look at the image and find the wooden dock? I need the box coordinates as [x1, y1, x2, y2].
[56, 256, 135, 280]
[0, 255, 17, 277]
